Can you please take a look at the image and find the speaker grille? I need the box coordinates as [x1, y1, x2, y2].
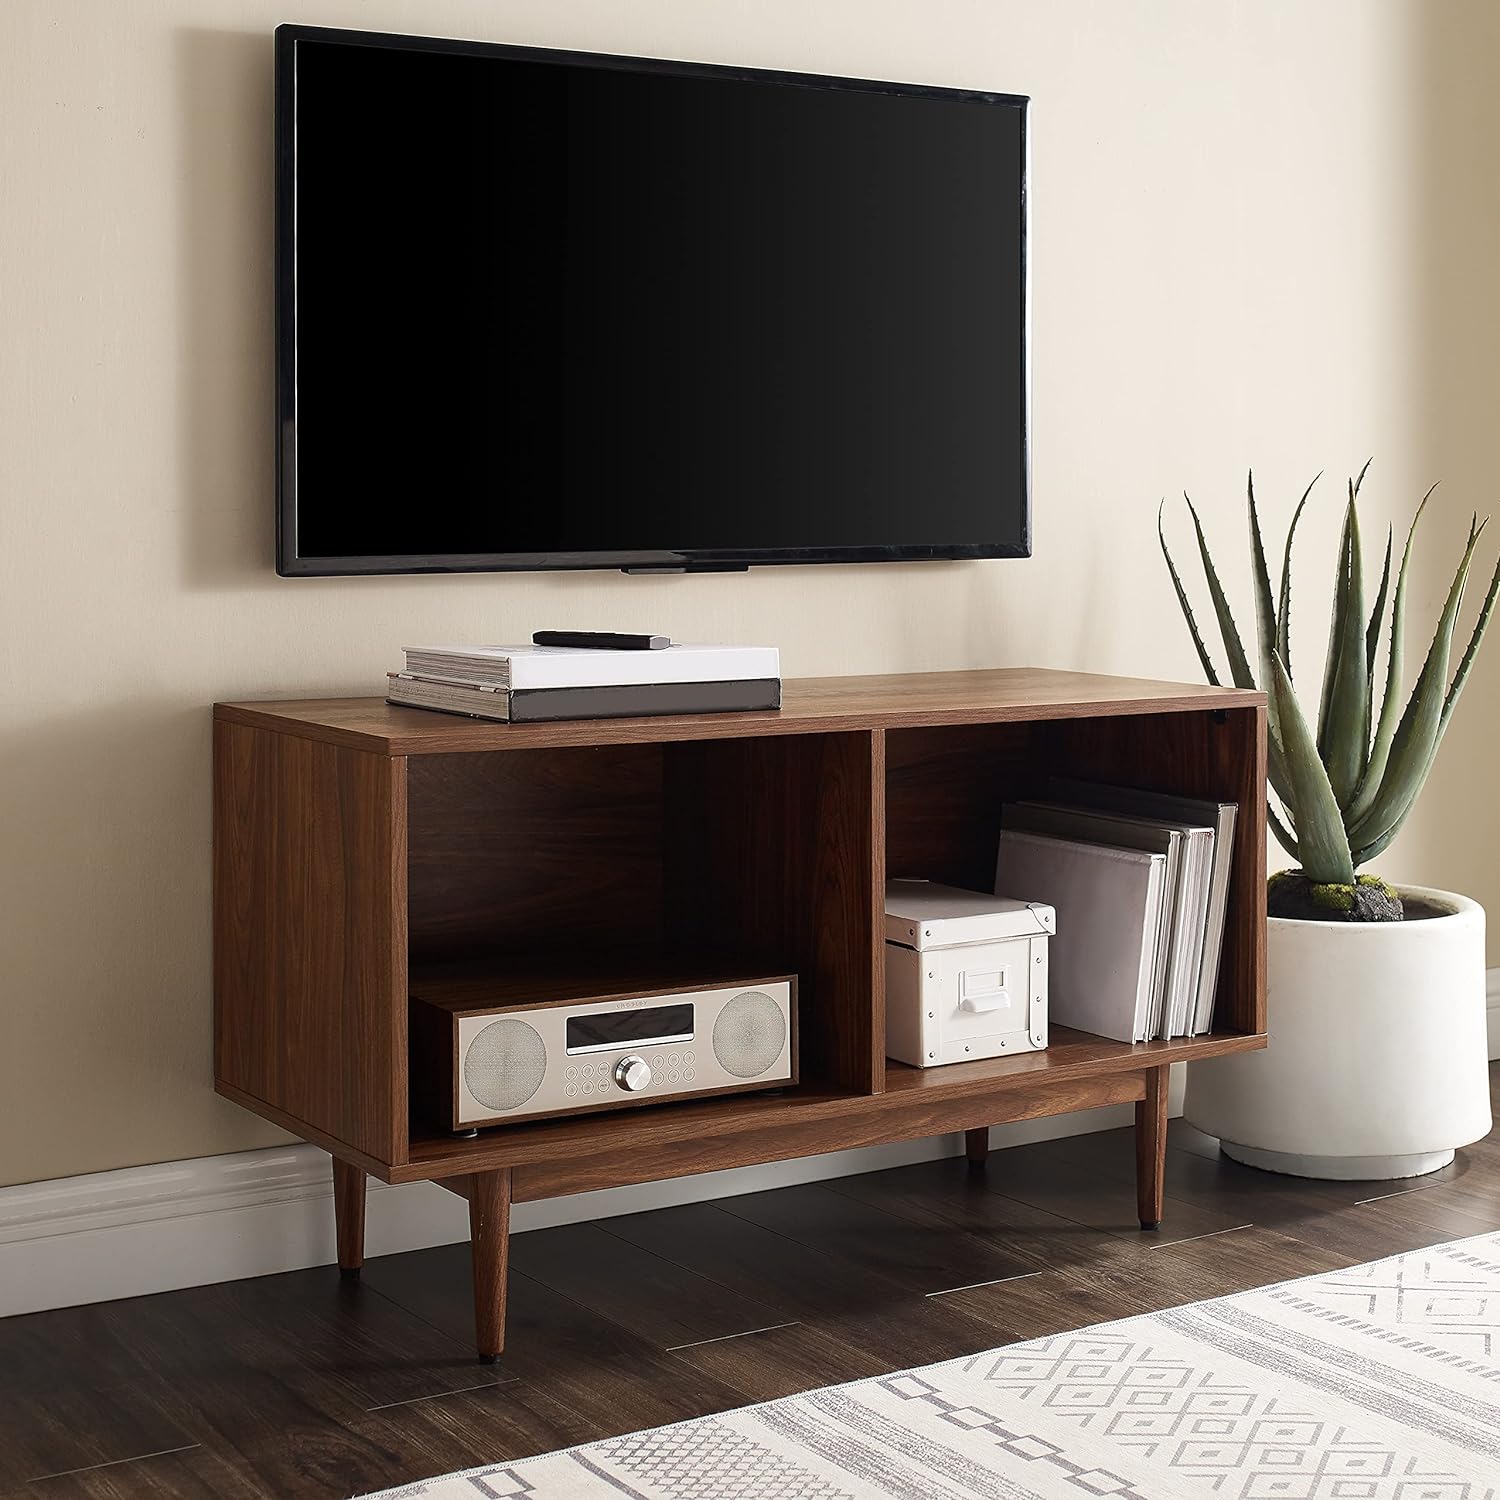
[712, 991, 787, 1079]
[464, 1018, 547, 1113]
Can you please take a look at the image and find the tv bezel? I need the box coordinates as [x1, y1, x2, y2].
[274, 24, 1032, 577]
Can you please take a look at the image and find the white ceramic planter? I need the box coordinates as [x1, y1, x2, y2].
[1185, 886, 1491, 1179]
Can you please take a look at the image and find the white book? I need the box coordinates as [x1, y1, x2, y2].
[1048, 779, 1238, 1035]
[995, 829, 1167, 1044]
[402, 642, 780, 690]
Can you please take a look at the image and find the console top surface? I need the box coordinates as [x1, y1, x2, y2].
[216, 668, 1262, 757]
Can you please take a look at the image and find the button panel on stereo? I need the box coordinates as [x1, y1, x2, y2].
[559, 1044, 702, 1101]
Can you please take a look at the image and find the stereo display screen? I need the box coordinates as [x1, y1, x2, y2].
[565, 1003, 695, 1053]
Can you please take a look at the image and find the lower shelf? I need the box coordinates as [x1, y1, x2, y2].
[395, 1026, 1265, 1190]
[881, 1024, 1264, 1094]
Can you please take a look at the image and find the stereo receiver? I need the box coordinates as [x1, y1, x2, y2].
[411, 970, 797, 1130]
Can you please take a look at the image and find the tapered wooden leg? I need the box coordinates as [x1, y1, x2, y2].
[469, 1168, 512, 1363]
[965, 1126, 990, 1170]
[1135, 1066, 1169, 1230]
[332, 1158, 366, 1279]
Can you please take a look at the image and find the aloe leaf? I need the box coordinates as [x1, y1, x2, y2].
[1361, 525, 1392, 753]
[1158, 501, 1221, 687]
[1252, 702, 1297, 810]
[1344, 484, 1435, 827]
[1441, 548, 1500, 733]
[1247, 472, 1277, 699]
[1246, 475, 1297, 807]
[1276, 471, 1321, 680]
[1320, 483, 1371, 805]
[1351, 553, 1500, 869]
[1365, 526, 1392, 678]
[1265, 726, 1295, 814]
[1169, 493, 1295, 803]
[1184, 494, 1257, 690]
[1353, 456, 1373, 496]
[1316, 494, 1355, 757]
[1346, 516, 1487, 849]
[1351, 530, 1498, 869]
[1268, 650, 1355, 884]
[1267, 804, 1300, 863]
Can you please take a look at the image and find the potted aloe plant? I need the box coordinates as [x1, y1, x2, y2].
[1161, 465, 1499, 1178]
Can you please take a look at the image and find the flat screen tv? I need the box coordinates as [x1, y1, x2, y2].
[275, 26, 1029, 575]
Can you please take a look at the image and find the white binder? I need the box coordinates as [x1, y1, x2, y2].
[1048, 779, 1238, 1035]
[1006, 802, 1215, 1040]
[995, 829, 1167, 1043]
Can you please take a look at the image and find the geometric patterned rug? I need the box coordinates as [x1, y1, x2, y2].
[360, 1231, 1500, 1499]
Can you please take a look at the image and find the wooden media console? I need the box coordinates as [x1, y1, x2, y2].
[213, 667, 1267, 1359]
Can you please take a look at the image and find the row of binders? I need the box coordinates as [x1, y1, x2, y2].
[386, 642, 781, 723]
[994, 780, 1237, 1043]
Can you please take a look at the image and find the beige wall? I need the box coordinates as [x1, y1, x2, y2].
[3, 0, 1498, 1188]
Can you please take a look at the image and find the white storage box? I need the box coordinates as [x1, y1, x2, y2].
[884, 879, 1052, 1067]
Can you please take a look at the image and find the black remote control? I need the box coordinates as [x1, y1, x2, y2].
[532, 631, 672, 651]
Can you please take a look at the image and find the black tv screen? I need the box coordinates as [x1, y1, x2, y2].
[275, 27, 1029, 575]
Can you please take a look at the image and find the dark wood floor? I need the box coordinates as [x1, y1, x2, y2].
[6, 1065, 1498, 1499]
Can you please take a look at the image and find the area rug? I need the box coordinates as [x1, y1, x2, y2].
[362, 1231, 1500, 1499]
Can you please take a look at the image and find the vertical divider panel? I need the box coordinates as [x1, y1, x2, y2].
[662, 729, 885, 1095]
[867, 728, 888, 1085]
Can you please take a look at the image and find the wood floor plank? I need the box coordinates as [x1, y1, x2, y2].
[363, 1376, 594, 1459]
[21, 1269, 531, 1499]
[828, 1156, 1145, 1276]
[1396, 1172, 1500, 1233]
[507, 1219, 787, 1347]
[1270, 1182, 1500, 1262]
[295, 1380, 594, 1499]
[717, 1180, 1050, 1294]
[972, 1135, 1250, 1244]
[0, 1311, 202, 1490]
[362, 1242, 750, 1438]
[932, 1225, 1353, 1342]
[159, 1271, 478, 1388]
[600, 1200, 911, 1320]
[599, 1198, 1049, 1391]
[19, 1444, 265, 1500]
[665, 1320, 897, 1404]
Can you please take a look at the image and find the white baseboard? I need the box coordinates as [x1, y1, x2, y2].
[1488, 967, 1500, 1061]
[0, 1074, 1181, 1319]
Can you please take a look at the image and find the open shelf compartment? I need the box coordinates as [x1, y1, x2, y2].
[403, 730, 884, 1151]
[884, 706, 1268, 1045]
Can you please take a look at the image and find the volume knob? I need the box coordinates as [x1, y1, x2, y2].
[613, 1055, 652, 1092]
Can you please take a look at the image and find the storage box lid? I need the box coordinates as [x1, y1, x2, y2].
[884, 879, 1054, 949]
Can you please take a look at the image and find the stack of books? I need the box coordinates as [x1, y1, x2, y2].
[387, 642, 781, 723]
[993, 780, 1237, 1044]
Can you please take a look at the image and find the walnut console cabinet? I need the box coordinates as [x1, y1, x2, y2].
[213, 668, 1267, 1359]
